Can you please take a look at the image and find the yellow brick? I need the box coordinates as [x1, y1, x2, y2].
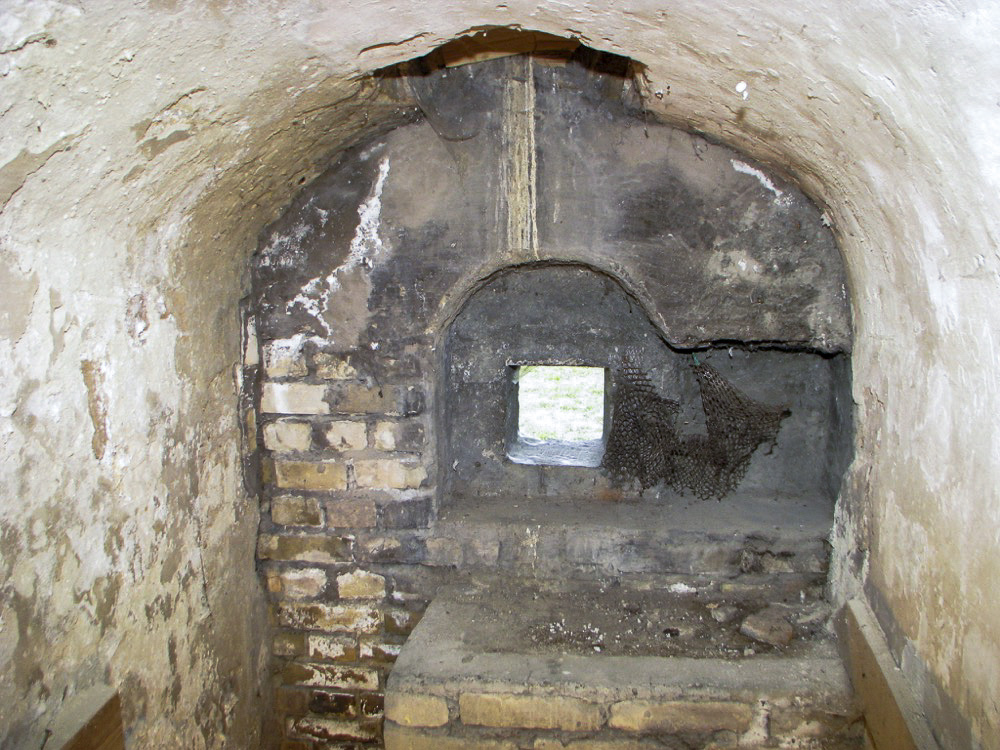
[384, 724, 517, 750]
[307, 633, 359, 662]
[326, 497, 377, 528]
[269, 567, 327, 599]
[257, 534, 352, 563]
[360, 639, 401, 662]
[314, 353, 357, 380]
[263, 420, 312, 452]
[283, 661, 379, 690]
[272, 630, 306, 657]
[360, 536, 402, 559]
[325, 421, 367, 450]
[373, 422, 397, 450]
[608, 700, 751, 734]
[288, 715, 378, 742]
[276, 602, 381, 633]
[374, 419, 425, 451]
[385, 693, 450, 727]
[336, 569, 386, 599]
[271, 495, 323, 527]
[460, 693, 603, 731]
[275, 460, 347, 490]
[263, 339, 308, 378]
[354, 459, 426, 490]
[327, 383, 423, 415]
[261, 382, 329, 414]
[328, 383, 391, 413]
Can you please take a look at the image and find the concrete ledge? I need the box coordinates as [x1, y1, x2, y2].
[386, 579, 861, 748]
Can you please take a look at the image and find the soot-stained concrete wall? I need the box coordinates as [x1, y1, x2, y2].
[250, 53, 850, 746]
[4, 2, 1000, 748]
[254, 54, 849, 354]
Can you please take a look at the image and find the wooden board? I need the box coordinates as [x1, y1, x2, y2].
[63, 691, 124, 750]
[844, 599, 939, 750]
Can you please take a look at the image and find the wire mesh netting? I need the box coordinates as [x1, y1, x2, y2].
[602, 352, 790, 499]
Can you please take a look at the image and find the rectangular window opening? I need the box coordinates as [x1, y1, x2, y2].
[508, 365, 607, 467]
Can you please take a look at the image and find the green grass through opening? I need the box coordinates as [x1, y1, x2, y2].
[517, 366, 604, 442]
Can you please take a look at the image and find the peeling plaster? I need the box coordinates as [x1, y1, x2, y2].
[81, 359, 108, 461]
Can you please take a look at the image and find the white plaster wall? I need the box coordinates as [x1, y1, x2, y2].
[1, 0, 997, 747]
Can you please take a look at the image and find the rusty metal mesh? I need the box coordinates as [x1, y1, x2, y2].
[602, 354, 789, 499]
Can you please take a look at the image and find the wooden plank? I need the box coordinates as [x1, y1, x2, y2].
[844, 599, 939, 750]
[63, 692, 124, 750]
[49, 685, 125, 750]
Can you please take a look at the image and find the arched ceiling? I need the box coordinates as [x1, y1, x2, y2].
[2, 1, 998, 746]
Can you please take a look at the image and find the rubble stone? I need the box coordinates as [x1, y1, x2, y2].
[740, 607, 795, 647]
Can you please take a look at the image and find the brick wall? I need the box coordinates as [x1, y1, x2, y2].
[253, 340, 437, 748]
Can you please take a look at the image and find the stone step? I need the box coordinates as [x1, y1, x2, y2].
[384, 577, 863, 749]
[434, 494, 832, 578]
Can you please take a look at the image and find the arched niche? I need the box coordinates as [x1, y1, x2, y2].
[440, 263, 852, 532]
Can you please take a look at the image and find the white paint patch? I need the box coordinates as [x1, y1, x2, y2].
[286, 276, 327, 331]
[265, 331, 322, 363]
[258, 221, 310, 270]
[735, 80, 748, 100]
[346, 157, 391, 274]
[242, 315, 259, 366]
[668, 582, 697, 594]
[730, 159, 789, 204]
[285, 157, 391, 336]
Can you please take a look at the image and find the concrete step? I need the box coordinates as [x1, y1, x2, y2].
[434, 493, 833, 578]
[385, 577, 863, 749]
